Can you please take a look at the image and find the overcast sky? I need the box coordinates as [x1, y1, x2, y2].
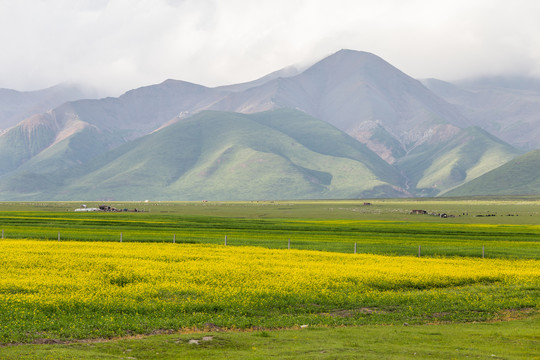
[1, 0, 540, 96]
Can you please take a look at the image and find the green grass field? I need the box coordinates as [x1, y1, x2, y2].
[2, 318, 538, 359]
[2, 197, 540, 221]
[0, 198, 538, 359]
[0, 198, 539, 258]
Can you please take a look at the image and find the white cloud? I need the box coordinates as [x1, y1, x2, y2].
[0, 0, 539, 95]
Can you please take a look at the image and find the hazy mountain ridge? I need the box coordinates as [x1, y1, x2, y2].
[0, 49, 536, 200]
[423, 76, 540, 150]
[0, 83, 98, 131]
[210, 50, 472, 152]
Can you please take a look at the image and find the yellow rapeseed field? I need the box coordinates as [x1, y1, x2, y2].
[0, 240, 538, 343]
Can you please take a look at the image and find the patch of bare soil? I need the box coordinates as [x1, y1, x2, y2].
[496, 308, 536, 321]
[323, 307, 385, 317]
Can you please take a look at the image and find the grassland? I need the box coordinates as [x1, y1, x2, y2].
[0, 198, 538, 358]
[2, 318, 539, 359]
[0, 198, 539, 258]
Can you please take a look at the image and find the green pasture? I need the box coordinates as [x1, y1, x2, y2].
[1, 197, 540, 222]
[0, 198, 539, 258]
[2, 318, 539, 359]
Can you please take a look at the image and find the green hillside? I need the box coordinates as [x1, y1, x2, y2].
[4, 109, 406, 201]
[396, 126, 520, 196]
[0, 108, 523, 200]
[0, 128, 120, 196]
[248, 110, 402, 184]
[445, 149, 540, 196]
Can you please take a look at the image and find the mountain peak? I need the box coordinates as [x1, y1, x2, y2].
[334, 48, 379, 57]
[302, 49, 405, 83]
[319, 49, 388, 66]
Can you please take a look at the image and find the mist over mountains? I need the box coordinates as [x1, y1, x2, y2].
[0, 49, 538, 200]
[423, 76, 540, 151]
[0, 84, 99, 132]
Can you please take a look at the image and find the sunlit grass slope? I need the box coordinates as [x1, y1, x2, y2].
[446, 149, 540, 196]
[397, 127, 520, 196]
[53, 109, 405, 200]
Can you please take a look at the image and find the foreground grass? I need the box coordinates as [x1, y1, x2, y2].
[1, 240, 538, 345]
[2, 318, 539, 359]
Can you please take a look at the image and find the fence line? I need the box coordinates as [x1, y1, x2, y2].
[0, 229, 498, 258]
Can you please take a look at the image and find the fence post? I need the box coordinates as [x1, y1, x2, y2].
[225, 235, 227, 246]
[120, 232, 123, 243]
[418, 245, 421, 257]
[173, 234, 176, 244]
[1, 229, 3, 239]
[58, 232, 60, 241]
[354, 242, 357, 254]
[288, 238, 291, 250]
[482, 245, 485, 258]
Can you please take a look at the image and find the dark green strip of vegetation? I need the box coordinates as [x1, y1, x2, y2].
[0, 211, 538, 259]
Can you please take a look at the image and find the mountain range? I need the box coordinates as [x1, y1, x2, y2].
[422, 76, 540, 151]
[0, 49, 538, 200]
[0, 83, 98, 132]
